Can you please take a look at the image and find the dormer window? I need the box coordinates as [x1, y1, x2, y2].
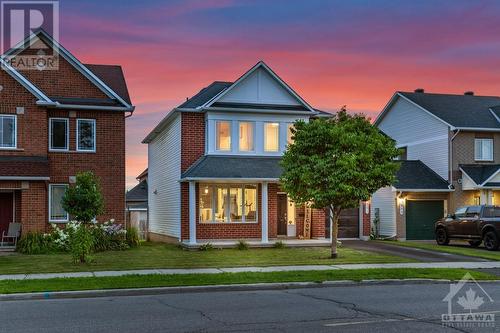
[216, 121, 231, 151]
[475, 138, 493, 161]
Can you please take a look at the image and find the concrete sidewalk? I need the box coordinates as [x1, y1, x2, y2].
[2, 261, 500, 281]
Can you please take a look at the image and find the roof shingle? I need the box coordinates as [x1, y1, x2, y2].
[394, 160, 450, 190]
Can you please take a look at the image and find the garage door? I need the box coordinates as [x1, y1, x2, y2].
[325, 207, 359, 239]
[406, 200, 444, 240]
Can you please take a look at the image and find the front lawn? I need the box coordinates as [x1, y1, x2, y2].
[381, 240, 500, 261]
[0, 268, 495, 294]
[0, 242, 414, 275]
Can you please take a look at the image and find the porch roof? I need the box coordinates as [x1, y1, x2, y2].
[0, 156, 49, 180]
[394, 160, 451, 191]
[181, 155, 282, 181]
[460, 164, 500, 186]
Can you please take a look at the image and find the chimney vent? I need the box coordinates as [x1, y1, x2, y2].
[414, 88, 425, 93]
[464, 91, 474, 96]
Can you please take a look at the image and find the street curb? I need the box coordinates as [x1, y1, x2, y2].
[2, 279, 499, 301]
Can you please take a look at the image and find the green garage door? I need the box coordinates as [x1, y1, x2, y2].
[406, 200, 444, 240]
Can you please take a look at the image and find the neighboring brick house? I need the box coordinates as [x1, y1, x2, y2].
[369, 89, 500, 240]
[0, 30, 133, 238]
[144, 61, 363, 245]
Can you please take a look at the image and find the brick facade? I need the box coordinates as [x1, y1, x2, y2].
[0, 42, 128, 235]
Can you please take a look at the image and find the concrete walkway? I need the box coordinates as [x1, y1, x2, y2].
[2, 261, 500, 281]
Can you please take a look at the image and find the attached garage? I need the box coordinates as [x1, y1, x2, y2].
[405, 200, 444, 240]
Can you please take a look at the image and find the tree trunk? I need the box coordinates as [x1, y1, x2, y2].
[330, 206, 342, 258]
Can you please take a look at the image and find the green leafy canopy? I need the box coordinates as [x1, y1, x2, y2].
[62, 171, 105, 223]
[280, 108, 400, 210]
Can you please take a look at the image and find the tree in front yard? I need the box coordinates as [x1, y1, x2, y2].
[62, 171, 105, 263]
[280, 107, 400, 258]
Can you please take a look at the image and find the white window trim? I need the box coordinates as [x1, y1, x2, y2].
[76, 119, 96, 152]
[0, 114, 17, 150]
[49, 184, 69, 223]
[49, 118, 69, 152]
[215, 120, 232, 152]
[264, 122, 280, 152]
[238, 121, 256, 153]
[475, 138, 493, 161]
[199, 184, 258, 224]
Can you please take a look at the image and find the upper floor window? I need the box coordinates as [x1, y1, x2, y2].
[49, 118, 69, 151]
[475, 138, 493, 161]
[216, 121, 231, 151]
[287, 123, 294, 145]
[239, 121, 254, 151]
[77, 119, 96, 152]
[0, 115, 16, 149]
[264, 122, 279, 152]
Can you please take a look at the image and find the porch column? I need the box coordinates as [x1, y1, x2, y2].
[189, 181, 196, 244]
[261, 182, 268, 243]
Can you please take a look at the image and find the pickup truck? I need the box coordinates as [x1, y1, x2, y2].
[435, 205, 500, 251]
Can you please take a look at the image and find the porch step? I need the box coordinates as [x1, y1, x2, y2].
[0, 246, 15, 252]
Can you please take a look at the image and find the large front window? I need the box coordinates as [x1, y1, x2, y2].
[216, 121, 231, 151]
[475, 138, 493, 161]
[264, 122, 279, 152]
[0, 115, 16, 149]
[200, 184, 257, 223]
[49, 184, 69, 222]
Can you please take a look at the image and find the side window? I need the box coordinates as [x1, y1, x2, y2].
[77, 119, 96, 152]
[0, 115, 16, 149]
[49, 118, 69, 151]
[465, 206, 481, 218]
[455, 207, 467, 218]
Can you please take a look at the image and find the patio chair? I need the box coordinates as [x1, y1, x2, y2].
[1, 223, 21, 247]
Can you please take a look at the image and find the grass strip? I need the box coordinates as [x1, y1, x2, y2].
[0, 268, 496, 294]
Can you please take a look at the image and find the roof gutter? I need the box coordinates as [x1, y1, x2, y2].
[394, 188, 454, 192]
[449, 128, 460, 185]
[36, 100, 135, 112]
[180, 177, 280, 183]
[202, 106, 316, 116]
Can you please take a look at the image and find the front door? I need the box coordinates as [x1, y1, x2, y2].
[0, 193, 13, 235]
[277, 194, 288, 236]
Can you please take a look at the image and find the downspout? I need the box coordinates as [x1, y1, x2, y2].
[449, 128, 460, 186]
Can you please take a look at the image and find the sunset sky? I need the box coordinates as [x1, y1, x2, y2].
[56, 0, 500, 188]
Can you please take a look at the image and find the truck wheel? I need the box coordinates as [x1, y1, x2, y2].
[483, 231, 499, 251]
[436, 228, 449, 245]
[468, 240, 482, 248]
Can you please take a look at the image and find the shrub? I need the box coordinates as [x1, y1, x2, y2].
[16, 232, 53, 254]
[273, 241, 286, 249]
[236, 240, 249, 250]
[68, 223, 94, 263]
[199, 243, 213, 251]
[126, 227, 140, 248]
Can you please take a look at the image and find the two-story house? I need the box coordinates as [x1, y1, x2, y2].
[370, 89, 500, 240]
[0, 30, 133, 239]
[144, 61, 363, 245]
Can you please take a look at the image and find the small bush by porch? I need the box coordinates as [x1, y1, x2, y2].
[0, 242, 415, 275]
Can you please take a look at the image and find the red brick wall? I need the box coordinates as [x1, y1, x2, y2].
[181, 112, 205, 172]
[311, 208, 326, 238]
[20, 182, 47, 232]
[267, 184, 278, 239]
[362, 201, 371, 237]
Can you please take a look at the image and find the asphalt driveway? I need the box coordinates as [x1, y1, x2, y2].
[342, 240, 489, 262]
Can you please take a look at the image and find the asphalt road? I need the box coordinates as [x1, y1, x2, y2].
[1, 282, 500, 333]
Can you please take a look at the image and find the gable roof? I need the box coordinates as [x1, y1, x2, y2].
[377, 91, 500, 129]
[394, 160, 451, 191]
[460, 164, 500, 186]
[2, 29, 133, 111]
[85, 64, 131, 104]
[204, 61, 315, 112]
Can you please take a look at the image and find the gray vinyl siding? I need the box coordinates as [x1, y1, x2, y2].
[371, 187, 396, 237]
[378, 97, 450, 180]
[148, 113, 181, 238]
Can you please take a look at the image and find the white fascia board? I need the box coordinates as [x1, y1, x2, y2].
[142, 109, 179, 143]
[489, 108, 500, 124]
[204, 61, 315, 112]
[480, 167, 500, 186]
[374, 92, 399, 126]
[180, 177, 279, 183]
[202, 106, 316, 116]
[454, 127, 500, 132]
[0, 58, 52, 102]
